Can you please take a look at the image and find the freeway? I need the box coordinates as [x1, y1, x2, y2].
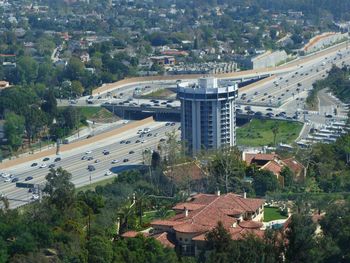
[90, 40, 350, 96]
[241, 45, 350, 108]
[0, 121, 180, 209]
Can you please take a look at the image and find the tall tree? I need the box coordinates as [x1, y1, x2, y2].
[208, 147, 245, 193]
[43, 167, 75, 211]
[285, 214, 320, 263]
[24, 106, 47, 144]
[253, 170, 279, 196]
[16, 56, 39, 84]
[4, 112, 25, 151]
[272, 122, 279, 146]
[87, 236, 113, 263]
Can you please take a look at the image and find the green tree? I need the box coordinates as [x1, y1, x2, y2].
[208, 147, 245, 193]
[87, 236, 113, 263]
[43, 167, 75, 211]
[24, 106, 47, 144]
[16, 56, 39, 84]
[113, 235, 179, 263]
[41, 89, 57, 119]
[272, 122, 279, 146]
[253, 170, 279, 196]
[4, 112, 25, 151]
[205, 221, 232, 253]
[65, 57, 85, 80]
[285, 214, 320, 263]
[280, 166, 294, 188]
[71, 80, 84, 97]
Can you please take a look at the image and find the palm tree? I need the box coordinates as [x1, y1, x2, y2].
[118, 205, 134, 233]
[135, 190, 149, 226]
[272, 123, 279, 146]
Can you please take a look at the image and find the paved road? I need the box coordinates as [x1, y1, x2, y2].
[0, 122, 180, 209]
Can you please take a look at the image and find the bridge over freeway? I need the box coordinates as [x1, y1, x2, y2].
[92, 41, 349, 96]
[102, 103, 281, 123]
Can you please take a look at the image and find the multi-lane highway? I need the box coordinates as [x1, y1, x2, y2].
[0, 121, 180, 208]
[2, 42, 350, 209]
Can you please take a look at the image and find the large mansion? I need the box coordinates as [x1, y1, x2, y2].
[122, 192, 265, 256]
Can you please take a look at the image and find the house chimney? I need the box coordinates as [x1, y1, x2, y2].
[243, 192, 247, 199]
[184, 207, 188, 217]
[216, 190, 221, 196]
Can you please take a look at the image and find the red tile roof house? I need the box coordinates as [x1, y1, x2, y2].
[122, 192, 265, 257]
[243, 153, 306, 187]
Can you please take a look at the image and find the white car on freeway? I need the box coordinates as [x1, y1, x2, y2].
[4, 178, 11, 182]
[39, 163, 47, 168]
[85, 150, 92, 154]
[32, 194, 40, 200]
[111, 159, 119, 164]
[1, 173, 11, 178]
[105, 171, 112, 176]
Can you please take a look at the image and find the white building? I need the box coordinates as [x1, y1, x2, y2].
[177, 77, 238, 155]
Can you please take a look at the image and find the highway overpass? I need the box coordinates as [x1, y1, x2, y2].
[92, 41, 349, 96]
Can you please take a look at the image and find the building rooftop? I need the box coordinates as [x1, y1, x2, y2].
[150, 193, 265, 238]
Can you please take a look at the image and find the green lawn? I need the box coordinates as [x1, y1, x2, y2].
[236, 119, 303, 147]
[264, 206, 288, 222]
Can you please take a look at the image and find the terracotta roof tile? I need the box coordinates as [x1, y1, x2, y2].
[239, 220, 263, 229]
[152, 232, 176, 248]
[121, 231, 145, 238]
[173, 222, 209, 234]
[149, 193, 265, 244]
[261, 160, 283, 175]
[172, 203, 206, 211]
[151, 219, 184, 227]
[282, 158, 304, 174]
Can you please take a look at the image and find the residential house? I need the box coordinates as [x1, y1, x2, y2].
[122, 192, 265, 257]
[243, 152, 306, 186]
[150, 56, 175, 67]
[80, 52, 90, 63]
